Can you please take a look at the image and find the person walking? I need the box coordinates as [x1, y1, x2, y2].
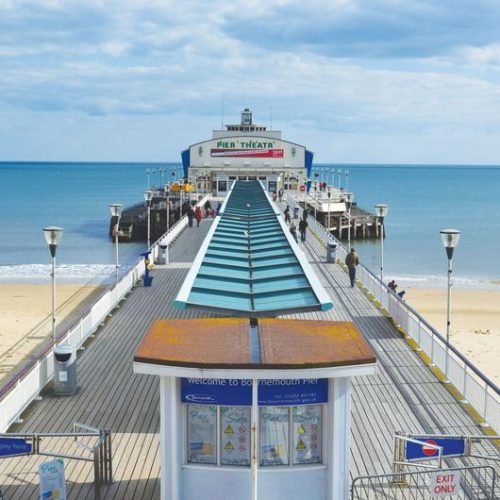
[289, 223, 298, 243]
[345, 248, 359, 287]
[284, 205, 291, 223]
[298, 218, 308, 242]
[195, 206, 202, 227]
[187, 206, 195, 227]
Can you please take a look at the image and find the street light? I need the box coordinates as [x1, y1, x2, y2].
[440, 228, 460, 381]
[43, 226, 63, 346]
[327, 187, 332, 232]
[345, 192, 354, 251]
[345, 169, 349, 192]
[144, 190, 153, 249]
[337, 169, 342, 189]
[375, 204, 389, 282]
[109, 203, 123, 282]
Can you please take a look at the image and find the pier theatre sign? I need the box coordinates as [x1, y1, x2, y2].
[211, 140, 284, 159]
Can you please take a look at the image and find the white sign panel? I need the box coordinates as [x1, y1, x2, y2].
[429, 471, 461, 497]
[39, 458, 66, 499]
[220, 407, 251, 466]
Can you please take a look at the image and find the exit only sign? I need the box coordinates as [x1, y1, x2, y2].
[429, 471, 461, 497]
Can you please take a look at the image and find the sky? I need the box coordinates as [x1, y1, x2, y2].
[1, 0, 500, 164]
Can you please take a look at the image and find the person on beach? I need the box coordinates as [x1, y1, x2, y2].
[195, 206, 202, 227]
[388, 280, 397, 292]
[345, 248, 359, 287]
[299, 218, 308, 242]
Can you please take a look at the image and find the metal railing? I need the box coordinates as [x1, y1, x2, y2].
[351, 465, 496, 499]
[0, 195, 209, 433]
[286, 194, 500, 434]
[1, 422, 112, 499]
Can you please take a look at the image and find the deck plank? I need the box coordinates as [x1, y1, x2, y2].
[1, 213, 498, 499]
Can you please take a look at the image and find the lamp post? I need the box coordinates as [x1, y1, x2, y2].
[375, 204, 389, 282]
[346, 192, 354, 251]
[337, 169, 342, 189]
[313, 182, 318, 220]
[109, 203, 123, 282]
[144, 189, 153, 249]
[345, 169, 349, 192]
[440, 228, 460, 381]
[327, 187, 331, 232]
[43, 226, 63, 346]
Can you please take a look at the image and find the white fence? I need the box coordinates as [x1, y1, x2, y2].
[0, 195, 209, 433]
[287, 195, 500, 434]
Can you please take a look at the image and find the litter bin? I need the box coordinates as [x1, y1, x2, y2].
[326, 241, 338, 263]
[53, 344, 77, 395]
[293, 207, 300, 219]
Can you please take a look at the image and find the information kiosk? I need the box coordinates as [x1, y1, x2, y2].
[134, 318, 377, 500]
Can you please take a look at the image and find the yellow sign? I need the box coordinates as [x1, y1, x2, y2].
[224, 441, 234, 450]
[297, 424, 306, 434]
[224, 425, 234, 435]
[296, 440, 306, 450]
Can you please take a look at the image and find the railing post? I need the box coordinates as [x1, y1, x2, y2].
[94, 447, 101, 499]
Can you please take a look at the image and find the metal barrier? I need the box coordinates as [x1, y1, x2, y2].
[351, 465, 496, 499]
[1, 422, 112, 499]
[286, 194, 500, 434]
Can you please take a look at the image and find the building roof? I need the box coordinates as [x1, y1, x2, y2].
[175, 180, 333, 316]
[134, 318, 377, 372]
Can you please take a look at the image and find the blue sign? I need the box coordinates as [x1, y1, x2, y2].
[405, 436, 466, 461]
[181, 378, 252, 406]
[181, 378, 328, 406]
[258, 379, 328, 406]
[0, 437, 32, 457]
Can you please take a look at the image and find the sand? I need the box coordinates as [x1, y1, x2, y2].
[0, 283, 103, 386]
[404, 288, 500, 384]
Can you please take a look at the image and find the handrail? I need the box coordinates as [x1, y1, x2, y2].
[286, 194, 500, 433]
[0, 194, 211, 433]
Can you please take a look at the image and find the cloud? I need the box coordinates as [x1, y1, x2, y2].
[0, 0, 500, 162]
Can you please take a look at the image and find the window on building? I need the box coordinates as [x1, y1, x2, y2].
[187, 405, 217, 464]
[186, 404, 324, 467]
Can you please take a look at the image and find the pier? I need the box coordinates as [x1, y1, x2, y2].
[0, 191, 497, 498]
[298, 187, 383, 240]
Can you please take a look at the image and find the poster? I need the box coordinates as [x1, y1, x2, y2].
[39, 458, 66, 499]
[259, 407, 289, 466]
[293, 405, 322, 464]
[220, 407, 251, 466]
[187, 405, 217, 464]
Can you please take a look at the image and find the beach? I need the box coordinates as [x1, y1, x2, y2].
[404, 287, 500, 384]
[0, 283, 103, 386]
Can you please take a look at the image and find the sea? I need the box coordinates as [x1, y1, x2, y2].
[0, 162, 499, 289]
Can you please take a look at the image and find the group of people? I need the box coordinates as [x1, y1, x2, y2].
[388, 279, 406, 299]
[187, 200, 219, 228]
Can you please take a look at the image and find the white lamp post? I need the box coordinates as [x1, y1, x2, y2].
[43, 226, 63, 346]
[346, 192, 354, 251]
[109, 203, 123, 282]
[327, 187, 332, 232]
[337, 169, 342, 189]
[440, 228, 460, 381]
[375, 204, 389, 282]
[144, 190, 153, 249]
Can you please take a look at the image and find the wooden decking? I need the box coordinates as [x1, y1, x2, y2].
[0, 217, 497, 499]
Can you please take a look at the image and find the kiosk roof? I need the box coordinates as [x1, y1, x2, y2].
[134, 318, 376, 370]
